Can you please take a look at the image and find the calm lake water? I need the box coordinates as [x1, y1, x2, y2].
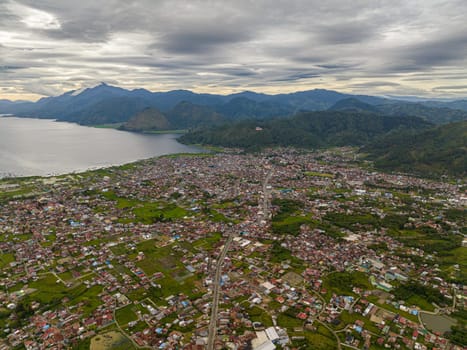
[0, 116, 202, 178]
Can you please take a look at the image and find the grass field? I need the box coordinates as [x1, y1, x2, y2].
[28, 275, 103, 315]
[304, 171, 334, 178]
[192, 232, 222, 251]
[292, 324, 337, 349]
[67, 285, 103, 317]
[28, 274, 69, 304]
[102, 191, 191, 224]
[90, 331, 136, 350]
[115, 304, 138, 326]
[134, 240, 201, 299]
[322, 271, 371, 300]
[246, 306, 274, 327]
[277, 312, 303, 329]
[0, 253, 14, 269]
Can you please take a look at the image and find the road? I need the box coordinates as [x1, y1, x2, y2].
[259, 169, 273, 224]
[207, 165, 272, 349]
[206, 230, 236, 350]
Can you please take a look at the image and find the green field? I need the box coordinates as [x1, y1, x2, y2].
[102, 191, 191, 224]
[115, 304, 138, 326]
[304, 171, 334, 178]
[277, 312, 303, 329]
[246, 306, 274, 327]
[0, 253, 14, 269]
[322, 271, 371, 300]
[67, 285, 103, 317]
[134, 240, 201, 299]
[28, 274, 70, 304]
[28, 275, 103, 315]
[192, 232, 222, 251]
[292, 324, 337, 349]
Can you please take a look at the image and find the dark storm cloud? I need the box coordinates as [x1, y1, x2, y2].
[157, 29, 252, 54]
[1, 0, 467, 99]
[313, 21, 381, 45]
[400, 33, 467, 67]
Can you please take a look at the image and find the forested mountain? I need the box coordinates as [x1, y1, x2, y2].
[179, 111, 432, 150]
[121, 102, 226, 131]
[376, 102, 467, 124]
[363, 121, 467, 177]
[166, 101, 225, 129]
[328, 98, 379, 113]
[423, 99, 467, 112]
[215, 97, 290, 119]
[2, 83, 466, 126]
[120, 108, 171, 131]
[329, 98, 467, 124]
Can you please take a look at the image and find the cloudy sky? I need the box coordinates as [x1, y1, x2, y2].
[1, 0, 467, 101]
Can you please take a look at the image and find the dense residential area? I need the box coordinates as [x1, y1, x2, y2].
[0, 149, 465, 350]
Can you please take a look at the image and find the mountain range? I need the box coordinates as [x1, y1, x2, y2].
[1, 83, 467, 127]
[1, 83, 465, 178]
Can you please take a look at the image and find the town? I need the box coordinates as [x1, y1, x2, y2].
[0, 148, 465, 350]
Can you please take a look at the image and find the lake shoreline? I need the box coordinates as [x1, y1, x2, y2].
[0, 116, 204, 179]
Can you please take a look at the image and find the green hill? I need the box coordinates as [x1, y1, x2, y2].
[179, 111, 432, 150]
[167, 101, 225, 129]
[120, 108, 170, 131]
[377, 102, 467, 124]
[363, 121, 467, 177]
[120, 101, 226, 131]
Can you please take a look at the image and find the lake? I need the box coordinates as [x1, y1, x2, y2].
[0, 116, 202, 178]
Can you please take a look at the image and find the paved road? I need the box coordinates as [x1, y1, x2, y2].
[207, 166, 272, 349]
[206, 230, 236, 350]
[259, 169, 273, 224]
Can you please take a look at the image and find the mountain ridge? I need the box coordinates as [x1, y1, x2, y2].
[1, 83, 467, 126]
[179, 111, 433, 150]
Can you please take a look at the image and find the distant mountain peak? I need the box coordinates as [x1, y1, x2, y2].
[70, 82, 110, 96]
[2, 84, 467, 126]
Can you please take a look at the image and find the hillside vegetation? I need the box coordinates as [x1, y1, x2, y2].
[330, 98, 467, 124]
[120, 102, 226, 131]
[120, 108, 170, 131]
[363, 121, 467, 177]
[179, 111, 432, 150]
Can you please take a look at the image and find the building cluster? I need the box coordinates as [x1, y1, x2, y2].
[0, 148, 465, 349]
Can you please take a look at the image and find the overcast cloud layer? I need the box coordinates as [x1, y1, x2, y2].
[1, 0, 467, 100]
